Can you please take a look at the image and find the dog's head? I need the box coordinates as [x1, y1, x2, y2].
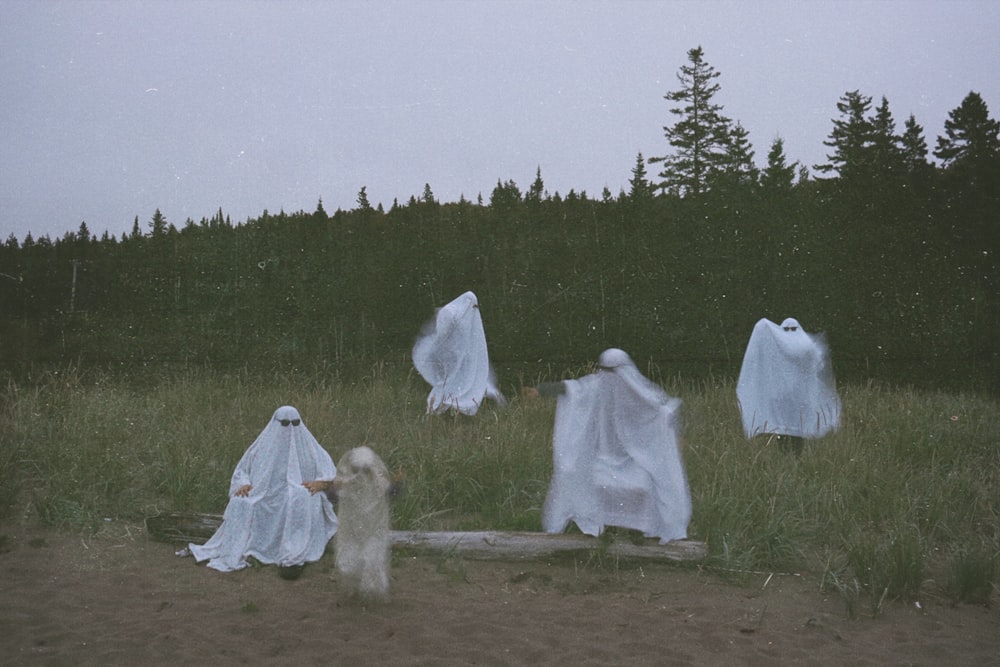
[328, 446, 402, 501]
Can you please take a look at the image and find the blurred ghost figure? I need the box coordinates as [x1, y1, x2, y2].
[188, 406, 338, 574]
[412, 290, 505, 415]
[534, 348, 691, 544]
[736, 317, 842, 449]
[332, 446, 393, 601]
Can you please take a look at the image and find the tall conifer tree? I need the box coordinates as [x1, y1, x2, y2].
[934, 91, 1000, 179]
[649, 46, 732, 197]
[628, 152, 655, 203]
[815, 90, 874, 181]
[900, 114, 931, 174]
[761, 137, 798, 192]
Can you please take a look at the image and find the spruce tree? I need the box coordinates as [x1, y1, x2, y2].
[815, 90, 874, 181]
[760, 137, 798, 192]
[628, 152, 656, 203]
[526, 166, 545, 203]
[149, 209, 168, 237]
[649, 46, 732, 197]
[422, 183, 436, 204]
[899, 114, 932, 175]
[356, 186, 373, 212]
[934, 91, 1000, 178]
[870, 96, 904, 181]
[719, 122, 758, 188]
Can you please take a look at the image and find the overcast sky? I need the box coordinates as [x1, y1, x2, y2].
[1, 0, 998, 243]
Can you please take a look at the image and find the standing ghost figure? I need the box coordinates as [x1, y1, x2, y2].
[736, 317, 842, 440]
[412, 290, 505, 415]
[333, 446, 393, 601]
[540, 348, 691, 544]
[188, 406, 338, 573]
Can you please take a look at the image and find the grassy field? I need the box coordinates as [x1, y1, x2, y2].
[1, 362, 997, 614]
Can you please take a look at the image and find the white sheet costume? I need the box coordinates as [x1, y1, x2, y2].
[541, 349, 691, 544]
[412, 290, 505, 415]
[736, 317, 842, 439]
[334, 446, 392, 601]
[189, 406, 338, 572]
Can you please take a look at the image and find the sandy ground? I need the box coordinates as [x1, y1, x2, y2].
[1, 521, 997, 666]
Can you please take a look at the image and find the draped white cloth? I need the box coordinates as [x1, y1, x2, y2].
[542, 349, 691, 544]
[736, 317, 842, 439]
[189, 406, 338, 572]
[412, 290, 505, 415]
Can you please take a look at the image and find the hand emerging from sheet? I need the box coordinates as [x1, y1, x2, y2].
[234, 484, 253, 497]
[302, 480, 334, 495]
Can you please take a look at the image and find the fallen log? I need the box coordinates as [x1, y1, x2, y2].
[391, 529, 706, 562]
[145, 512, 706, 563]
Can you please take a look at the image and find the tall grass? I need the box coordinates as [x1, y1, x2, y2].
[2, 365, 997, 609]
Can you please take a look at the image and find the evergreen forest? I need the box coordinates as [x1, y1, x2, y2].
[2, 49, 998, 393]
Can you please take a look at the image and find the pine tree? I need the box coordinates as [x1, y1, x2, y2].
[899, 114, 932, 175]
[149, 209, 168, 237]
[422, 183, 436, 204]
[934, 91, 1000, 178]
[870, 96, 904, 181]
[628, 152, 655, 203]
[489, 179, 522, 208]
[526, 166, 545, 203]
[314, 197, 327, 218]
[815, 90, 874, 181]
[719, 122, 758, 187]
[356, 186, 373, 212]
[649, 46, 732, 197]
[760, 137, 798, 192]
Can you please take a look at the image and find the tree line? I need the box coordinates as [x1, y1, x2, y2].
[1, 47, 997, 392]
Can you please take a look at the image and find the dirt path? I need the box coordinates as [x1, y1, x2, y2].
[1, 522, 996, 665]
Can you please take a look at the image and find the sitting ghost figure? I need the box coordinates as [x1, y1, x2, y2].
[188, 406, 338, 573]
[332, 446, 393, 601]
[412, 290, 506, 415]
[736, 317, 842, 440]
[539, 348, 691, 544]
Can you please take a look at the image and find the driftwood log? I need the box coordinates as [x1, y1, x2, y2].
[145, 512, 706, 563]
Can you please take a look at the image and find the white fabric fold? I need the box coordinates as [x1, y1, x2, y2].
[189, 406, 338, 571]
[412, 290, 505, 415]
[736, 317, 842, 439]
[542, 348, 691, 544]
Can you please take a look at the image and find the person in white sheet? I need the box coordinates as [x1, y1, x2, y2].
[187, 405, 338, 574]
[736, 317, 842, 449]
[528, 348, 691, 544]
[412, 290, 505, 415]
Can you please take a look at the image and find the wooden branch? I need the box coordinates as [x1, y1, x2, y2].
[145, 512, 706, 563]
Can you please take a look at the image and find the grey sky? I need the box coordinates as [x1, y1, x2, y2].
[1, 0, 998, 242]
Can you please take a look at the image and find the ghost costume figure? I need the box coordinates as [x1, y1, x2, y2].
[736, 317, 842, 440]
[333, 446, 393, 601]
[412, 290, 505, 415]
[189, 406, 338, 572]
[541, 349, 691, 544]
